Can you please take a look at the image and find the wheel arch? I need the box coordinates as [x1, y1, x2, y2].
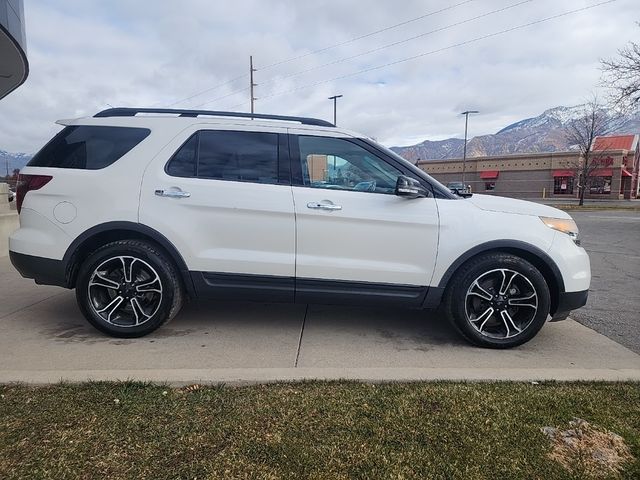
[426, 240, 564, 314]
[62, 221, 195, 297]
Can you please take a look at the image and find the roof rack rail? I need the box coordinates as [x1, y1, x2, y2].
[93, 107, 335, 127]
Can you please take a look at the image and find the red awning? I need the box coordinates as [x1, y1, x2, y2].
[622, 168, 632, 177]
[591, 168, 612, 177]
[479, 170, 499, 179]
[552, 170, 574, 177]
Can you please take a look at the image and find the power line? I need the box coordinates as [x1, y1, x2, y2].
[161, 74, 247, 107]
[191, 86, 250, 109]
[222, 100, 248, 111]
[259, 0, 477, 71]
[259, 0, 531, 87]
[158, 0, 476, 107]
[257, 0, 617, 104]
[194, 0, 530, 109]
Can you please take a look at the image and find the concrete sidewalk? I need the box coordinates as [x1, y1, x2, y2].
[535, 198, 640, 209]
[1, 256, 639, 384]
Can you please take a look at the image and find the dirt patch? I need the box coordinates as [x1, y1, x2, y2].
[176, 383, 204, 394]
[542, 418, 633, 477]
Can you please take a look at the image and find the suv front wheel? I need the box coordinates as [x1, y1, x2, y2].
[75, 240, 184, 337]
[443, 253, 551, 348]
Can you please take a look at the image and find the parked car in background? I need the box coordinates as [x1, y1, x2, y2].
[447, 181, 471, 196]
[8, 189, 15, 202]
[9, 108, 590, 348]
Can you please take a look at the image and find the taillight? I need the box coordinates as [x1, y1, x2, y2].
[16, 174, 52, 213]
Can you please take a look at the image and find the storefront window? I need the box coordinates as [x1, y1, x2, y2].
[485, 182, 495, 191]
[589, 176, 612, 194]
[553, 176, 573, 194]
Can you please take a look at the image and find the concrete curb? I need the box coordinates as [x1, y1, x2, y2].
[0, 212, 19, 257]
[2, 367, 640, 386]
[555, 206, 640, 212]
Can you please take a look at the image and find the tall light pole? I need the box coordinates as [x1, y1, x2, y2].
[328, 95, 343, 125]
[461, 110, 479, 185]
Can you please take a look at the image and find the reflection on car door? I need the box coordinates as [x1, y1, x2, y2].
[289, 133, 439, 305]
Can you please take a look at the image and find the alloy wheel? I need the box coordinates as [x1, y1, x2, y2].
[87, 256, 163, 327]
[464, 268, 538, 339]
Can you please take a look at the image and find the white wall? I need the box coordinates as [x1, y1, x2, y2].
[0, 183, 19, 256]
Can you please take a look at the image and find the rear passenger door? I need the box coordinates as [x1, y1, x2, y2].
[139, 126, 295, 301]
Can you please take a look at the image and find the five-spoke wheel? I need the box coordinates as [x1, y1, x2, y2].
[443, 253, 550, 348]
[76, 240, 183, 338]
[465, 268, 538, 340]
[88, 256, 163, 327]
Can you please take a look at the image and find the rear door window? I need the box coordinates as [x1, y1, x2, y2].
[198, 130, 278, 184]
[165, 134, 197, 178]
[165, 130, 279, 185]
[28, 126, 150, 170]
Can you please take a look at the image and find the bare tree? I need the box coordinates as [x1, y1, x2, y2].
[601, 24, 640, 108]
[564, 96, 624, 206]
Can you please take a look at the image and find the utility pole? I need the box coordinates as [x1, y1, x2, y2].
[328, 95, 343, 125]
[460, 110, 479, 185]
[249, 55, 257, 115]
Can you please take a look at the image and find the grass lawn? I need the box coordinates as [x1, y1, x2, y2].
[1, 381, 638, 479]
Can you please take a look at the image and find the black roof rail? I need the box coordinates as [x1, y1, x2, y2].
[93, 107, 335, 127]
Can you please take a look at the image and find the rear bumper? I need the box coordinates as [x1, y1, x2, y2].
[9, 250, 69, 288]
[551, 289, 588, 321]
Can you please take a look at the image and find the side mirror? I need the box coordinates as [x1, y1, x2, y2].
[395, 175, 428, 199]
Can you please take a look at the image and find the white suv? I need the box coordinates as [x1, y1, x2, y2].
[9, 108, 590, 348]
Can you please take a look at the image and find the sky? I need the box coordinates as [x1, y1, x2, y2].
[0, 0, 637, 153]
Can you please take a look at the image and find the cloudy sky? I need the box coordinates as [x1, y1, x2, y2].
[0, 0, 637, 153]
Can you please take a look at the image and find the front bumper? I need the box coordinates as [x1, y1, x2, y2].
[9, 250, 69, 288]
[550, 289, 588, 321]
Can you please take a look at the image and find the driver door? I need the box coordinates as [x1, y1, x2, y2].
[289, 133, 439, 304]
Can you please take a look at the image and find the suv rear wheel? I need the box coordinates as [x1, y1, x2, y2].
[443, 252, 550, 348]
[75, 240, 184, 337]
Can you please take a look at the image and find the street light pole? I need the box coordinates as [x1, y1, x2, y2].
[328, 95, 343, 125]
[461, 110, 479, 185]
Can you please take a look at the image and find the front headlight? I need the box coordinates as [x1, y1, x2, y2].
[539, 216, 580, 245]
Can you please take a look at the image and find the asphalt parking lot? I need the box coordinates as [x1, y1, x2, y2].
[1, 241, 639, 384]
[569, 210, 640, 354]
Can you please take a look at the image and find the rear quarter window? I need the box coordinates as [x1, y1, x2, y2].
[28, 126, 150, 169]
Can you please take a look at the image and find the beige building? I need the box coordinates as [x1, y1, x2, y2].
[417, 135, 639, 200]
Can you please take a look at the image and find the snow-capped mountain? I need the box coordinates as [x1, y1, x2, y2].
[391, 106, 640, 162]
[2, 106, 639, 172]
[0, 150, 32, 176]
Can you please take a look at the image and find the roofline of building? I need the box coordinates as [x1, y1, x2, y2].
[416, 148, 635, 165]
[593, 133, 639, 152]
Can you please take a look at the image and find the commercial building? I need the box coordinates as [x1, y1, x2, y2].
[417, 134, 639, 200]
[0, 0, 28, 99]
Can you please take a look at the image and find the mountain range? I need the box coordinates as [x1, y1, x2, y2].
[1, 150, 32, 176]
[2, 105, 640, 173]
[391, 105, 640, 162]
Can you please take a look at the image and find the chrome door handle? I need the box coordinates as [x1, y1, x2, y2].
[155, 189, 191, 198]
[307, 202, 342, 211]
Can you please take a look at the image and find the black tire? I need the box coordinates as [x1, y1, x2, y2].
[75, 239, 184, 338]
[443, 252, 550, 349]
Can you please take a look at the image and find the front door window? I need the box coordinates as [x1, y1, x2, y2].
[297, 136, 401, 194]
